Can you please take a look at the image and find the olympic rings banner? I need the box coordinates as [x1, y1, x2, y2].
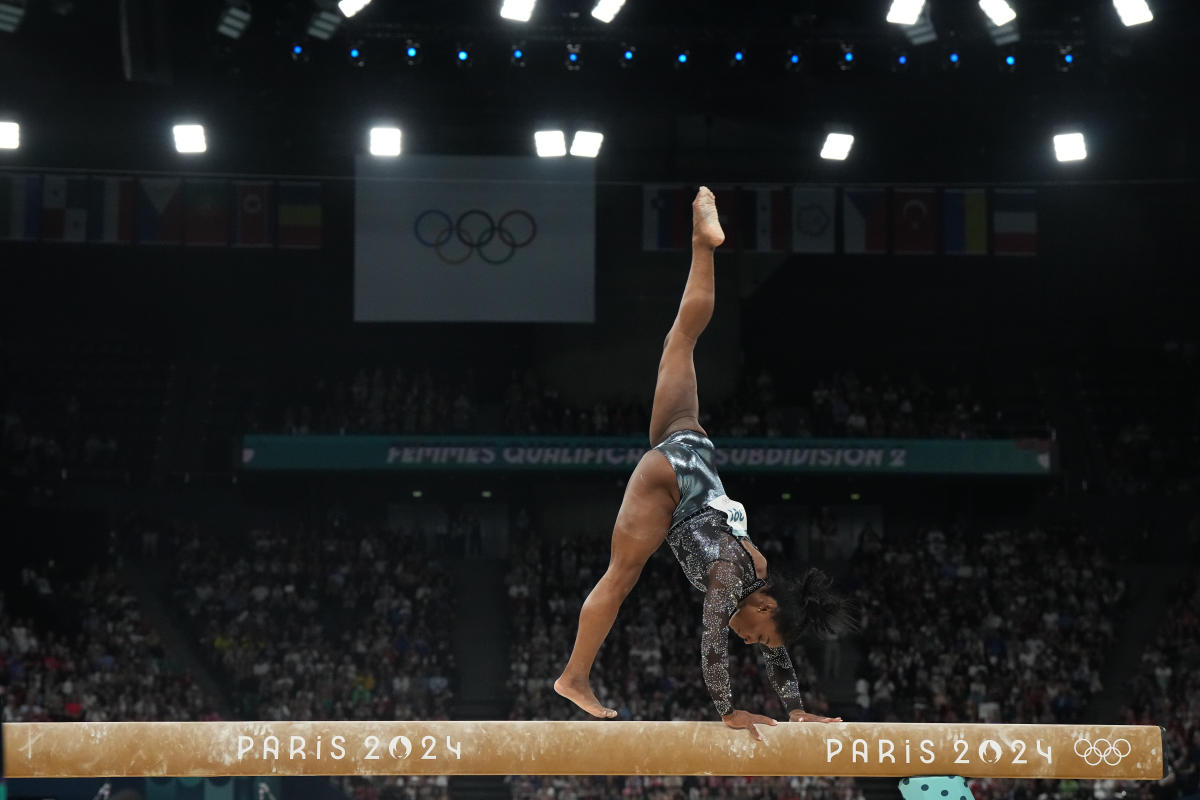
[354, 156, 595, 322]
[239, 435, 1055, 475]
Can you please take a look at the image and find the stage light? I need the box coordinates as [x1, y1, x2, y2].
[1053, 132, 1087, 162]
[404, 40, 422, 64]
[978, 0, 1016, 26]
[565, 42, 581, 71]
[1006, 54, 1015, 65]
[675, 50, 690, 67]
[840, 43, 855, 70]
[499, 0, 535, 22]
[786, 49, 802, 71]
[590, 0, 625, 24]
[348, 43, 364, 66]
[898, 54, 908, 65]
[337, 0, 371, 17]
[216, 1, 251, 39]
[456, 46, 472, 66]
[569, 131, 604, 158]
[534, 130, 567, 158]
[0, 121, 18, 150]
[1113, 0, 1153, 26]
[620, 45, 636, 66]
[0, 0, 26, 32]
[820, 132, 854, 161]
[891, 51, 909, 72]
[173, 124, 206, 154]
[948, 51, 960, 67]
[369, 127, 402, 157]
[306, 8, 340, 40]
[292, 43, 303, 56]
[1057, 45, 1077, 72]
[511, 43, 526, 65]
[350, 47, 359, 57]
[886, 0, 925, 25]
[732, 50, 745, 64]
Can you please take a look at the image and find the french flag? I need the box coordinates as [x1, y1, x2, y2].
[992, 189, 1038, 256]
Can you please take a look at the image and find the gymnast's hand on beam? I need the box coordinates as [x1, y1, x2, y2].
[788, 710, 843, 723]
[721, 709, 778, 741]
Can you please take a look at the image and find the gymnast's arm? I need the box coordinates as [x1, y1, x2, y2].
[702, 559, 778, 739]
[756, 645, 842, 722]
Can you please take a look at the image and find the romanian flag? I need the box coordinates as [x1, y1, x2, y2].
[276, 181, 322, 249]
[943, 188, 988, 255]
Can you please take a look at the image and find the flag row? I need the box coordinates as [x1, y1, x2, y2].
[642, 185, 1038, 256]
[0, 174, 323, 249]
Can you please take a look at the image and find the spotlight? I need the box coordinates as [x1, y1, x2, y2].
[1053, 132, 1087, 162]
[947, 50, 961, 68]
[590, 0, 625, 24]
[620, 44, 636, 67]
[337, 0, 371, 17]
[1004, 53, 1016, 71]
[1113, 0, 1153, 26]
[534, 130, 567, 158]
[499, 0, 535, 22]
[306, 8, 341, 40]
[510, 43, 526, 65]
[840, 43, 855, 70]
[404, 39, 422, 65]
[569, 131, 604, 158]
[1057, 45, 1077, 71]
[216, 1, 251, 40]
[348, 43, 364, 66]
[173, 124, 206, 154]
[820, 132, 854, 161]
[978, 0, 1016, 26]
[456, 46, 471, 66]
[565, 42, 581, 71]
[675, 49, 690, 67]
[0, 0, 26, 32]
[369, 126, 402, 157]
[291, 43, 304, 58]
[731, 49, 745, 66]
[0, 121, 18, 150]
[886, 0, 924, 25]
[785, 49, 802, 71]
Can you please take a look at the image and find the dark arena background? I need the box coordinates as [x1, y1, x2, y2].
[1, 0, 1199, 799]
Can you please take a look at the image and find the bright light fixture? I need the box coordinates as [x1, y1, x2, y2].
[173, 124, 206, 154]
[534, 130, 567, 158]
[590, 0, 626, 24]
[886, 0, 925, 25]
[1053, 132, 1087, 162]
[978, 0, 1016, 26]
[820, 133, 854, 161]
[0, 121, 18, 150]
[1113, 0, 1153, 26]
[369, 127, 402, 157]
[499, 0, 536, 22]
[216, 2, 251, 39]
[569, 131, 604, 158]
[338, 0, 371, 17]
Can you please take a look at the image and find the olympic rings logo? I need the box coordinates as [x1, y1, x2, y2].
[1074, 737, 1132, 766]
[413, 209, 537, 265]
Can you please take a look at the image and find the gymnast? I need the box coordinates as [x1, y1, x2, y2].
[555, 187, 856, 740]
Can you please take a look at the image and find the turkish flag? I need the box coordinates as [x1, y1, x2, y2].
[892, 188, 939, 255]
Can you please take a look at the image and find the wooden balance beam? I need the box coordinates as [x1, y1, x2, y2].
[1, 721, 1163, 780]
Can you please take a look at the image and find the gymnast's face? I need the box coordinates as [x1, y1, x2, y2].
[729, 592, 783, 648]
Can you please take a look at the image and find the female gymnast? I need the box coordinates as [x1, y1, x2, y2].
[554, 187, 855, 740]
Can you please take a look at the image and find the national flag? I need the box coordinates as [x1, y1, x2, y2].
[791, 186, 836, 254]
[842, 188, 888, 254]
[711, 187, 752, 250]
[277, 181, 322, 249]
[233, 181, 274, 247]
[891, 188, 939, 255]
[0, 173, 42, 241]
[183, 180, 231, 246]
[993, 189, 1038, 256]
[136, 177, 184, 245]
[42, 176, 91, 243]
[642, 185, 692, 250]
[87, 176, 136, 244]
[943, 188, 988, 255]
[751, 187, 789, 252]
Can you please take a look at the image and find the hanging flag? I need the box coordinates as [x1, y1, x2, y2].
[993, 189, 1038, 256]
[277, 181, 322, 249]
[136, 177, 184, 245]
[842, 188, 887, 254]
[642, 185, 692, 251]
[0, 173, 42, 241]
[87, 176, 136, 244]
[183, 180, 231, 246]
[712, 186, 751, 250]
[943, 188, 988, 255]
[233, 181, 274, 247]
[751, 187, 789, 252]
[791, 186, 836, 254]
[42, 176, 91, 243]
[891, 188, 939, 255]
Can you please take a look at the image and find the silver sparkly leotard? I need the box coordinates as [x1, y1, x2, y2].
[653, 429, 805, 718]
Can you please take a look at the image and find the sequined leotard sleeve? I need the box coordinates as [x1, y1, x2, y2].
[699, 557, 744, 717]
[757, 644, 805, 714]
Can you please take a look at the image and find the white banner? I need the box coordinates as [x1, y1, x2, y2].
[355, 156, 595, 322]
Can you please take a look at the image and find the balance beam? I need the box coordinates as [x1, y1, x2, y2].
[1, 721, 1162, 780]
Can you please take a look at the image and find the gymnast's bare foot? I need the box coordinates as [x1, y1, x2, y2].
[692, 186, 726, 249]
[554, 675, 618, 719]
